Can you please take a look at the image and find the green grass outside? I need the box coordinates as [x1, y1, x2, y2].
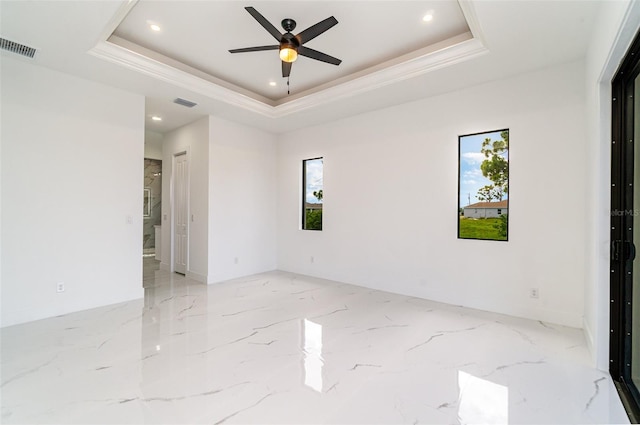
[459, 217, 507, 241]
[305, 209, 322, 230]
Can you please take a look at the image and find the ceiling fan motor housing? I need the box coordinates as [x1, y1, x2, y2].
[281, 32, 300, 49]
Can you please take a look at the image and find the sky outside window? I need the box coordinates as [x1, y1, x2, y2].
[459, 130, 508, 207]
[305, 158, 323, 203]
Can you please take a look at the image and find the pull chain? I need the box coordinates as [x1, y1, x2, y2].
[287, 76, 290, 95]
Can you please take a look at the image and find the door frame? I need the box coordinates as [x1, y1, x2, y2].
[610, 27, 640, 422]
[170, 149, 190, 274]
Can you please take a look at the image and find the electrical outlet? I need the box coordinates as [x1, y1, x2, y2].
[310, 256, 314, 263]
[56, 282, 65, 293]
[234, 257, 239, 264]
[529, 288, 539, 299]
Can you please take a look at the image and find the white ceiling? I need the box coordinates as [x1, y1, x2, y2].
[0, 0, 601, 134]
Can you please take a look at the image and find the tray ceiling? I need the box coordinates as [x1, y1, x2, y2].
[107, 1, 474, 104]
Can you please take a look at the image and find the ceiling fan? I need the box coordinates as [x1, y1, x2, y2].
[229, 6, 342, 80]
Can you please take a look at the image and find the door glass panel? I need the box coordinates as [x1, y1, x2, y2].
[633, 74, 640, 390]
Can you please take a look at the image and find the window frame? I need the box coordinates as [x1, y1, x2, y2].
[302, 157, 323, 231]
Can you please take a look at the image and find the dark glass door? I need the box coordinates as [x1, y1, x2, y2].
[611, 28, 640, 422]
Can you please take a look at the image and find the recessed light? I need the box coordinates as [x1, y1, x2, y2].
[422, 13, 433, 22]
[151, 116, 162, 121]
[269, 81, 277, 87]
[150, 24, 161, 32]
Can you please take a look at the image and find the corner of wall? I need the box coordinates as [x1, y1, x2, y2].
[207, 115, 278, 284]
[583, 315, 596, 367]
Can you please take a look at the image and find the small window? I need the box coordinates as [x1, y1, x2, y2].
[302, 158, 323, 230]
[497, 209, 502, 215]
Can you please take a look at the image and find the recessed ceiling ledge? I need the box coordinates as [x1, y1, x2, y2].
[88, 40, 277, 117]
[90, 32, 487, 120]
[272, 34, 488, 117]
[88, 0, 488, 120]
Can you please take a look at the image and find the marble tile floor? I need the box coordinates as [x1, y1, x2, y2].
[0, 269, 630, 424]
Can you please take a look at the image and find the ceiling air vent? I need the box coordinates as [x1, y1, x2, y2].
[0, 37, 36, 58]
[173, 98, 197, 108]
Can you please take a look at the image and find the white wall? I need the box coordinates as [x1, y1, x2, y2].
[144, 131, 163, 160]
[160, 117, 209, 282]
[208, 116, 277, 283]
[584, 0, 639, 370]
[1, 57, 145, 327]
[159, 116, 278, 284]
[278, 61, 587, 328]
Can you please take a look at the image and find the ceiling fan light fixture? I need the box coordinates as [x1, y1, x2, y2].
[229, 7, 341, 79]
[279, 46, 298, 63]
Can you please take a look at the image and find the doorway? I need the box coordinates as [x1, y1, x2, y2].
[143, 158, 162, 281]
[173, 152, 188, 275]
[610, 28, 640, 421]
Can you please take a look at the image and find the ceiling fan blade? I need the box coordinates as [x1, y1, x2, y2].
[298, 46, 342, 65]
[245, 7, 283, 41]
[296, 16, 338, 44]
[282, 61, 292, 78]
[229, 45, 279, 53]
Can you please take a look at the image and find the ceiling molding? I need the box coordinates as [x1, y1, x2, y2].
[272, 33, 487, 117]
[458, 0, 486, 45]
[94, 0, 138, 45]
[88, 0, 488, 119]
[88, 40, 276, 117]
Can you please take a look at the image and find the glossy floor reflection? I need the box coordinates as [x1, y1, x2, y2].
[1, 265, 630, 424]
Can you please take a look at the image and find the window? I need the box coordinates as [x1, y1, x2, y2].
[302, 158, 323, 230]
[458, 129, 509, 241]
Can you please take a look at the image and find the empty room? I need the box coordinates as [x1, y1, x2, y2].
[2, 0, 640, 423]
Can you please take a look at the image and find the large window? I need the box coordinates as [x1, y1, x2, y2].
[302, 158, 323, 231]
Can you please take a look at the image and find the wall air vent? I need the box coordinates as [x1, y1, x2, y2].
[173, 98, 197, 108]
[0, 37, 36, 58]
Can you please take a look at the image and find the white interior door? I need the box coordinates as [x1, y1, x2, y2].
[173, 153, 188, 275]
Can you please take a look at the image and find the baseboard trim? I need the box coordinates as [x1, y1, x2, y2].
[187, 271, 207, 283]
